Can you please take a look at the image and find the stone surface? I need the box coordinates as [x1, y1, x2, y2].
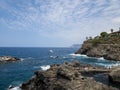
[75, 31, 120, 61]
[21, 61, 117, 90]
[0, 56, 20, 63]
[109, 66, 120, 83]
[76, 43, 120, 61]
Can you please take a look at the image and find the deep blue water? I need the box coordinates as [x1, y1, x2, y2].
[0, 47, 120, 90]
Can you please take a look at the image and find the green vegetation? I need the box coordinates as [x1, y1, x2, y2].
[85, 29, 120, 45]
[100, 32, 108, 38]
[92, 38, 101, 46]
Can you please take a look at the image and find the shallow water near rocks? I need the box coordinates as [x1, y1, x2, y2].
[0, 47, 120, 90]
[94, 73, 120, 89]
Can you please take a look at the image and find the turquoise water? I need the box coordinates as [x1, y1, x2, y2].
[0, 47, 120, 90]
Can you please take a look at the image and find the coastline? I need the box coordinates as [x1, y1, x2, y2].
[0, 47, 120, 90]
[10, 60, 119, 90]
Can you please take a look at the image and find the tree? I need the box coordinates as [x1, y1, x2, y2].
[89, 36, 92, 39]
[111, 29, 114, 33]
[100, 32, 108, 38]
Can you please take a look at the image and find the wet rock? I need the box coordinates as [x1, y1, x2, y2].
[76, 43, 120, 61]
[109, 66, 120, 83]
[21, 61, 117, 90]
[0, 56, 20, 63]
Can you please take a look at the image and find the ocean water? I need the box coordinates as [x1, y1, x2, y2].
[0, 47, 120, 90]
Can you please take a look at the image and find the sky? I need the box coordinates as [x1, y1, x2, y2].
[0, 0, 120, 47]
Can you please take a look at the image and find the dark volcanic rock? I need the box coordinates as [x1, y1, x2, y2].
[0, 56, 20, 63]
[21, 61, 117, 90]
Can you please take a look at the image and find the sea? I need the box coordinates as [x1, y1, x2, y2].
[0, 47, 120, 90]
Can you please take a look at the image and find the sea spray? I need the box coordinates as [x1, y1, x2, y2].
[40, 65, 50, 71]
[69, 53, 87, 57]
[8, 86, 21, 90]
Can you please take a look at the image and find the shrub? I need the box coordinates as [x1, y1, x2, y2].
[92, 39, 101, 46]
[100, 32, 108, 38]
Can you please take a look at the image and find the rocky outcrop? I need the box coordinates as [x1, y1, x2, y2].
[20, 61, 117, 90]
[75, 30, 120, 61]
[109, 66, 120, 83]
[76, 43, 120, 61]
[0, 56, 20, 63]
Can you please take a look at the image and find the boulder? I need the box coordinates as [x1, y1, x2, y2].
[0, 56, 20, 63]
[109, 66, 120, 83]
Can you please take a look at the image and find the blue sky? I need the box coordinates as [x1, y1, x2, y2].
[0, 0, 120, 47]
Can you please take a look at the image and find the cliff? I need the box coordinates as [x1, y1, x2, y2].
[75, 31, 120, 61]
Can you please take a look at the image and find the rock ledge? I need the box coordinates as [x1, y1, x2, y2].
[20, 61, 117, 90]
[0, 56, 20, 63]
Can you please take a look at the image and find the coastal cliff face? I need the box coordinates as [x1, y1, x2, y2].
[20, 61, 117, 90]
[76, 43, 120, 61]
[75, 31, 120, 61]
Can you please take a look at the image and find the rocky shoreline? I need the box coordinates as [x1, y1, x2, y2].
[75, 30, 120, 61]
[75, 43, 120, 61]
[18, 61, 119, 90]
[0, 56, 20, 63]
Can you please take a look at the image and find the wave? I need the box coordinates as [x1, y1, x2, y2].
[69, 53, 87, 57]
[70, 53, 107, 61]
[19, 57, 34, 61]
[8, 86, 21, 90]
[33, 65, 50, 71]
[95, 63, 120, 68]
[40, 65, 50, 71]
[49, 50, 54, 53]
[62, 56, 67, 59]
[50, 56, 59, 59]
[22, 57, 34, 60]
[97, 57, 105, 60]
[33, 66, 41, 69]
[20, 58, 24, 61]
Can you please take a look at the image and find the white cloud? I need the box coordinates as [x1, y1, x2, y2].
[0, 0, 120, 45]
[112, 17, 120, 23]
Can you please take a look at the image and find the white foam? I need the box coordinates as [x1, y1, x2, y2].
[98, 57, 105, 60]
[95, 63, 120, 68]
[63, 56, 67, 59]
[40, 65, 50, 71]
[49, 50, 53, 53]
[50, 56, 58, 59]
[112, 63, 120, 67]
[20, 58, 24, 61]
[95, 57, 106, 61]
[70, 53, 87, 57]
[8, 86, 21, 90]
